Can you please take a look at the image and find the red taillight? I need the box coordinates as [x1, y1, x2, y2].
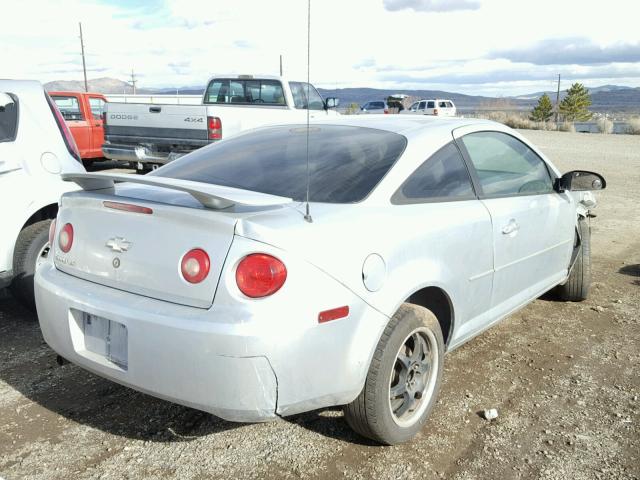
[236, 254, 287, 298]
[103, 201, 153, 214]
[181, 249, 210, 284]
[433, 108, 439, 116]
[318, 306, 350, 323]
[207, 116, 222, 140]
[48, 219, 57, 245]
[58, 223, 74, 253]
[45, 93, 81, 163]
[384, 108, 389, 114]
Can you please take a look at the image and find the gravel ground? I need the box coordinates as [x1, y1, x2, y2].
[1, 130, 639, 480]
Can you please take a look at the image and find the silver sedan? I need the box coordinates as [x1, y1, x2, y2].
[35, 116, 605, 445]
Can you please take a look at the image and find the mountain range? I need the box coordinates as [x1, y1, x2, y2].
[44, 78, 640, 113]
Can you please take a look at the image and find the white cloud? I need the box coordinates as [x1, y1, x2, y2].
[383, 0, 481, 12]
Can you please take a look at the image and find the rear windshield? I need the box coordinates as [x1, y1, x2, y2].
[203, 79, 286, 106]
[153, 125, 407, 203]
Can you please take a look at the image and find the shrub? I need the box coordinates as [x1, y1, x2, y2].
[559, 121, 576, 133]
[626, 117, 640, 134]
[343, 103, 360, 115]
[596, 117, 614, 134]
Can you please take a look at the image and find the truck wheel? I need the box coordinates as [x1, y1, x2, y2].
[344, 304, 444, 445]
[10, 220, 51, 310]
[556, 218, 591, 301]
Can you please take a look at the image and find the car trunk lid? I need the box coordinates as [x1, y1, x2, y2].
[54, 173, 292, 309]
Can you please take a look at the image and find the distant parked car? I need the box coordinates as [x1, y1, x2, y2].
[49, 92, 108, 167]
[402, 99, 456, 116]
[0, 80, 84, 308]
[360, 101, 389, 114]
[36, 115, 604, 445]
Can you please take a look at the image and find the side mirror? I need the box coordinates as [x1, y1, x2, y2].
[555, 170, 606, 192]
[325, 97, 339, 109]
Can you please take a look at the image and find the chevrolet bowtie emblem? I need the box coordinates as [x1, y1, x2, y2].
[106, 237, 132, 253]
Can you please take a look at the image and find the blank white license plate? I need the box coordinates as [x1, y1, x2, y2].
[83, 313, 128, 369]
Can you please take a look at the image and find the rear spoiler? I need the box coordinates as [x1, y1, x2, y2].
[61, 172, 292, 209]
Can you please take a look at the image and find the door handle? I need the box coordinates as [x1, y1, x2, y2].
[502, 219, 520, 235]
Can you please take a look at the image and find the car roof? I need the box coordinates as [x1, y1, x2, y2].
[311, 115, 497, 138]
[0, 79, 43, 95]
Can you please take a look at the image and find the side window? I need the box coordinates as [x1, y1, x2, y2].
[89, 97, 105, 120]
[460, 131, 553, 196]
[427, 101, 435, 109]
[52, 96, 83, 121]
[418, 101, 426, 110]
[446, 102, 454, 108]
[392, 142, 475, 204]
[409, 102, 419, 110]
[0, 92, 19, 142]
[289, 82, 323, 110]
[439, 101, 447, 108]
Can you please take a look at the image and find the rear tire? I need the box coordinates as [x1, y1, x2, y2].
[10, 220, 52, 310]
[344, 304, 444, 445]
[556, 218, 591, 301]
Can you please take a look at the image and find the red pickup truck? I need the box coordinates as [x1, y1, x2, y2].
[49, 92, 108, 166]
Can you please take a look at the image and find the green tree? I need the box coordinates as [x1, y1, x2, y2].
[529, 93, 554, 122]
[559, 83, 592, 121]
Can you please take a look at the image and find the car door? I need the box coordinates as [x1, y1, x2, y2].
[425, 101, 435, 115]
[88, 96, 106, 157]
[51, 94, 90, 157]
[391, 141, 494, 344]
[455, 129, 574, 315]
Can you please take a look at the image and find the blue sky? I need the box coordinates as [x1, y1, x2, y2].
[2, 0, 640, 96]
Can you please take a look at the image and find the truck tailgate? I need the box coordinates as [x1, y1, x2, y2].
[104, 103, 209, 145]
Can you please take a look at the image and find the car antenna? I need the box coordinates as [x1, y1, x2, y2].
[303, 0, 313, 223]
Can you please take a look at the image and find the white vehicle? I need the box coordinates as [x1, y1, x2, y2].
[0, 80, 84, 307]
[36, 116, 604, 445]
[402, 99, 457, 116]
[103, 75, 340, 173]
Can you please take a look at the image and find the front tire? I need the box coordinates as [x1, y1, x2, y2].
[10, 220, 52, 310]
[344, 304, 444, 445]
[556, 218, 591, 301]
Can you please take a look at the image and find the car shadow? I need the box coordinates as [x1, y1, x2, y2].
[0, 292, 241, 443]
[619, 264, 640, 285]
[283, 408, 379, 446]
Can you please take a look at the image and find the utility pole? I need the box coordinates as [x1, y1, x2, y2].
[79, 22, 88, 92]
[130, 69, 137, 95]
[554, 73, 561, 125]
[279, 55, 283, 77]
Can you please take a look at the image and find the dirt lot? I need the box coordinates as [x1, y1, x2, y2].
[1, 130, 639, 480]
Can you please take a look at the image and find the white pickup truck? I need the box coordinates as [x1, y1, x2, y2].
[103, 75, 340, 172]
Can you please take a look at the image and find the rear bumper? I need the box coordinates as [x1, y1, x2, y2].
[102, 144, 175, 165]
[35, 262, 388, 422]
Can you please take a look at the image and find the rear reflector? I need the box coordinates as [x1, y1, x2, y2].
[318, 306, 350, 323]
[59, 223, 74, 253]
[181, 249, 210, 284]
[103, 201, 153, 214]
